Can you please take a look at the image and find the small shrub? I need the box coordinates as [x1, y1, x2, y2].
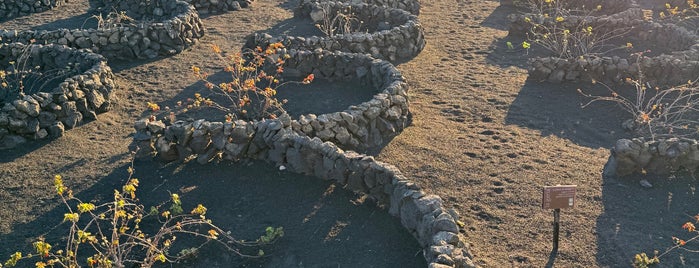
[152, 43, 313, 122]
[519, 0, 632, 59]
[579, 53, 699, 140]
[314, 2, 363, 37]
[658, 1, 699, 35]
[85, 8, 137, 30]
[634, 216, 699, 267]
[0, 162, 283, 268]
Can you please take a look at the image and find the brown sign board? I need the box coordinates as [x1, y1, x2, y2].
[542, 185, 577, 209]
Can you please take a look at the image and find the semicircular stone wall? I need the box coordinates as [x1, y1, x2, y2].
[506, 0, 699, 86]
[0, 0, 68, 22]
[527, 22, 699, 86]
[133, 49, 409, 155]
[1, 0, 205, 59]
[130, 49, 476, 267]
[0, 42, 115, 149]
[298, 0, 420, 15]
[249, 1, 425, 63]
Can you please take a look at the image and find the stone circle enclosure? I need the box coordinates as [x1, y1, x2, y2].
[506, 0, 699, 86]
[1, 0, 205, 59]
[0, 0, 68, 22]
[249, 1, 425, 62]
[0, 43, 115, 149]
[134, 49, 409, 155]
[299, 0, 420, 15]
[284, 49, 410, 152]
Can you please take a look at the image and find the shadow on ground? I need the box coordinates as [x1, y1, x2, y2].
[596, 172, 699, 267]
[504, 79, 627, 149]
[0, 159, 426, 267]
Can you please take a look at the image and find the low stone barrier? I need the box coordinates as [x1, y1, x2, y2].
[527, 22, 699, 85]
[184, 0, 252, 15]
[131, 48, 474, 267]
[300, 0, 420, 15]
[285, 49, 410, 152]
[508, 7, 644, 39]
[0, 0, 68, 22]
[0, 43, 115, 149]
[605, 137, 699, 177]
[1, 0, 205, 59]
[132, 116, 476, 268]
[134, 49, 409, 153]
[250, 1, 425, 63]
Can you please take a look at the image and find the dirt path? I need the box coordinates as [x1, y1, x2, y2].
[3, 0, 699, 267]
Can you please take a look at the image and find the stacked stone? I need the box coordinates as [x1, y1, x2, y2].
[133, 117, 476, 268]
[527, 22, 699, 85]
[0, 0, 67, 22]
[300, 0, 420, 15]
[508, 7, 644, 37]
[183, 0, 252, 15]
[256, 1, 425, 63]
[133, 49, 408, 153]
[0, 0, 204, 59]
[606, 138, 699, 177]
[0, 43, 115, 149]
[284, 49, 410, 152]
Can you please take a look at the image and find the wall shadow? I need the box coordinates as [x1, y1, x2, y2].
[504, 79, 627, 149]
[596, 172, 699, 266]
[0, 158, 426, 267]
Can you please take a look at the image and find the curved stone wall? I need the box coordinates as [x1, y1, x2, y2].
[507, 7, 644, 38]
[134, 49, 409, 153]
[0, 43, 115, 149]
[132, 114, 476, 268]
[250, 1, 425, 62]
[284, 49, 410, 152]
[527, 22, 699, 85]
[507, 0, 699, 86]
[299, 0, 420, 15]
[130, 49, 474, 267]
[605, 137, 699, 177]
[0, 0, 68, 22]
[1, 0, 205, 59]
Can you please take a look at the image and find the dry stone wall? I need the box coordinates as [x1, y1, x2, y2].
[1, 0, 205, 59]
[528, 22, 699, 85]
[131, 51, 475, 267]
[506, 0, 699, 86]
[250, 1, 425, 63]
[132, 113, 477, 268]
[0, 0, 67, 22]
[134, 50, 409, 154]
[0, 43, 115, 149]
[284, 49, 410, 152]
[605, 138, 699, 177]
[299, 0, 420, 15]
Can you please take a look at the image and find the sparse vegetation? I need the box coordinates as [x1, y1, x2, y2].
[518, 0, 632, 59]
[314, 2, 363, 37]
[0, 161, 283, 268]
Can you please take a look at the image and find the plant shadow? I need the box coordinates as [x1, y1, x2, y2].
[504, 79, 627, 149]
[0, 158, 427, 267]
[596, 171, 699, 266]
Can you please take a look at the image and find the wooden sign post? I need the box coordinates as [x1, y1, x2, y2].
[542, 185, 577, 252]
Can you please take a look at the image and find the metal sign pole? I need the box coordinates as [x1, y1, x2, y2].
[553, 208, 560, 251]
